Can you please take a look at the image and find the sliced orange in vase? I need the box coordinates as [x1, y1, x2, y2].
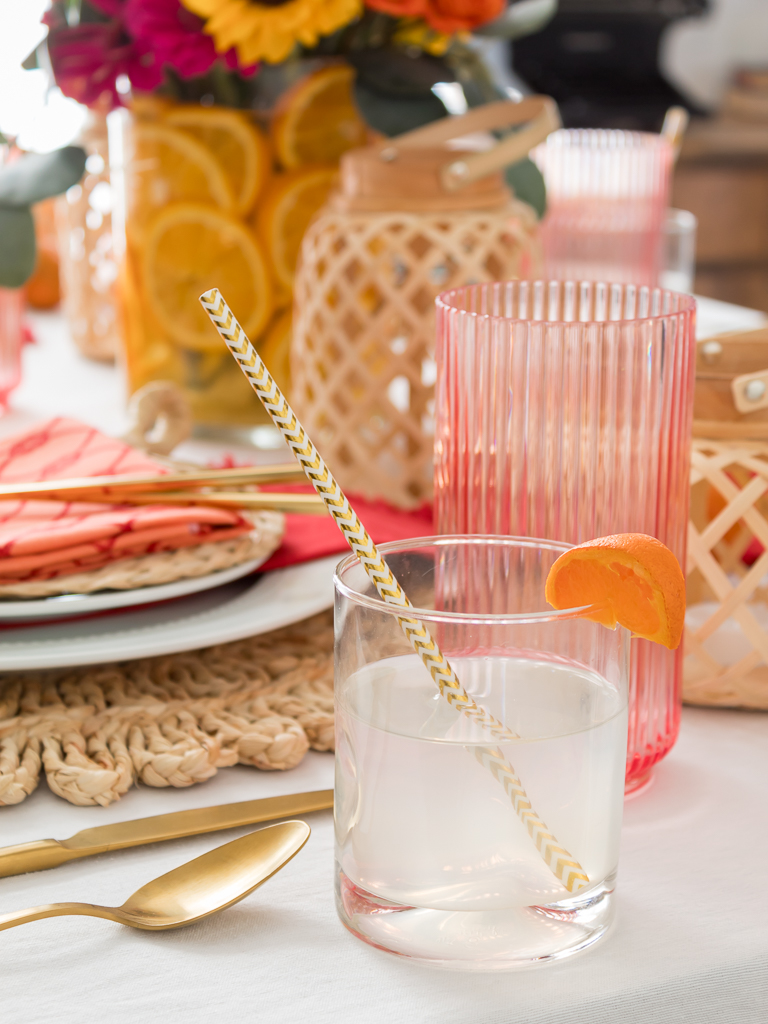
[165, 106, 271, 218]
[271, 65, 368, 171]
[545, 533, 686, 649]
[255, 167, 338, 303]
[141, 202, 273, 352]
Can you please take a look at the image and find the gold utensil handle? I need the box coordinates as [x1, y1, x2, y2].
[0, 790, 334, 878]
[0, 902, 113, 933]
[0, 463, 306, 502]
[16, 490, 327, 514]
[0, 840, 76, 877]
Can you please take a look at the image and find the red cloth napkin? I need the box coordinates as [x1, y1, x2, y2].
[0, 419, 251, 583]
[260, 488, 434, 572]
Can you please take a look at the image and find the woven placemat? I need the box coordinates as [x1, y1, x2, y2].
[0, 609, 333, 807]
[0, 510, 284, 598]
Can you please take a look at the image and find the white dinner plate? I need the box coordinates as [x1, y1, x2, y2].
[0, 555, 269, 621]
[0, 555, 338, 670]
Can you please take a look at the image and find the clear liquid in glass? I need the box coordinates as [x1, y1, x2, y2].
[335, 652, 628, 967]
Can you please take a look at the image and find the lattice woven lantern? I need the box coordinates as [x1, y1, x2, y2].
[686, 327, 768, 709]
[291, 98, 558, 508]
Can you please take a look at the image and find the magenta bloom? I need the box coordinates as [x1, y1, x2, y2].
[44, 3, 162, 109]
[124, 0, 256, 80]
[44, 0, 256, 111]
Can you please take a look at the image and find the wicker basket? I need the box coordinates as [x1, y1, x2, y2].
[291, 98, 558, 509]
[685, 326, 768, 709]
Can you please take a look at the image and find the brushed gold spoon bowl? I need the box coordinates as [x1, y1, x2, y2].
[0, 821, 310, 933]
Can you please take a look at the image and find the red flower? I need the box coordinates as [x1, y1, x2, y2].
[124, 0, 257, 81]
[364, 0, 505, 34]
[44, 3, 163, 109]
[43, 0, 256, 111]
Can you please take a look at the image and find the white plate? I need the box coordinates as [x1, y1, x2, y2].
[0, 555, 338, 670]
[0, 555, 269, 621]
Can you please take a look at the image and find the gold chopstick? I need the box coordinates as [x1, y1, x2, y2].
[39, 490, 327, 514]
[0, 463, 306, 503]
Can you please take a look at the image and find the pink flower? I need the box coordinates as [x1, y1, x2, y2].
[123, 0, 257, 81]
[44, 0, 256, 111]
[44, 3, 163, 109]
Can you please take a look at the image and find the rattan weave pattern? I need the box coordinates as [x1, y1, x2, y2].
[0, 610, 334, 807]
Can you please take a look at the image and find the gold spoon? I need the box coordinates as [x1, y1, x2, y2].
[0, 821, 309, 933]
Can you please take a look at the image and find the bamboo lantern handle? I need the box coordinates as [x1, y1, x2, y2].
[387, 96, 561, 191]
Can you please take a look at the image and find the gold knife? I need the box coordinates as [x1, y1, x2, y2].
[0, 789, 333, 879]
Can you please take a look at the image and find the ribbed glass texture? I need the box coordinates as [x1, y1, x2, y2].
[531, 130, 672, 286]
[434, 281, 696, 792]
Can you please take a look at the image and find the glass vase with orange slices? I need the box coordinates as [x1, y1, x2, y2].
[109, 65, 367, 435]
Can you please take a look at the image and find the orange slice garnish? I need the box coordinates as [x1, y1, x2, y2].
[544, 533, 686, 649]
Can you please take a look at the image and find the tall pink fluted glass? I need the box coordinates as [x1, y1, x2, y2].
[434, 281, 696, 793]
[532, 130, 673, 286]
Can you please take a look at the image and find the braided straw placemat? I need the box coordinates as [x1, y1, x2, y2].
[0, 511, 283, 598]
[0, 609, 333, 807]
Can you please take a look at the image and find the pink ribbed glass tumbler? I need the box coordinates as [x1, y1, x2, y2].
[434, 281, 696, 792]
[532, 130, 672, 286]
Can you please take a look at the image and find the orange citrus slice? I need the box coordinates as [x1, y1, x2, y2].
[259, 308, 292, 395]
[142, 203, 273, 352]
[165, 106, 271, 217]
[129, 124, 234, 238]
[271, 65, 368, 170]
[544, 533, 686, 649]
[255, 167, 337, 299]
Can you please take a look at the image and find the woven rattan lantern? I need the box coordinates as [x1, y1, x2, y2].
[291, 98, 559, 508]
[685, 327, 768, 709]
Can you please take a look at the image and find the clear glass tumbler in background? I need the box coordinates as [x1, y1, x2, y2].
[434, 282, 696, 793]
[335, 536, 629, 969]
[532, 129, 673, 285]
[660, 209, 697, 294]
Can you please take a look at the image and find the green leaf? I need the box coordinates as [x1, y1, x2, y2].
[348, 48, 455, 99]
[0, 146, 86, 210]
[0, 207, 36, 288]
[354, 83, 448, 137]
[505, 158, 547, 219]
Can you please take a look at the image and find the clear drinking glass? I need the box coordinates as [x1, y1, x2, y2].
[532, 129, 672, 285]
[660, 209, 697, 294]
[434, 282, 696, 793]
[335, 535, 629, 969]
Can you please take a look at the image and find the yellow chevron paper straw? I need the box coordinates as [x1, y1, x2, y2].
[199, 287, 589, 894]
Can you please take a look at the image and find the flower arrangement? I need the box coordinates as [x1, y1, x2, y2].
[35, 1, 543, 130]
[27, 0, 553, 429]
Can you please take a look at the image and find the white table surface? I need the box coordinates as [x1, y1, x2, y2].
[1, 300, 767, 1023]
[0, 710, 766, 1024]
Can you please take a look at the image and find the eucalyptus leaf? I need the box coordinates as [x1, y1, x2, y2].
[0, 146, 86, 210]
[505, 158, 547, 219]
[354, 83, 448, 137]
[348, 48, 455, 99]
[0, 207, 36, 288]
[475, 0, 558, 39]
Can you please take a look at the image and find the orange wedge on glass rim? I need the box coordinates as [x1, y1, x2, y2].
[544, 534, 686, 649]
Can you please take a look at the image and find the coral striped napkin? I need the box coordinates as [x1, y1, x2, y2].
[0, 418, 250, 583]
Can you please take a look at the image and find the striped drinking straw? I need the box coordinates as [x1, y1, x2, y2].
[200, 288, 590, 894]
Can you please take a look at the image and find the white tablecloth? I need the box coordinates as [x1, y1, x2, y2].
[1, 302, 767, 1023]
[1, 709, 766, 1024]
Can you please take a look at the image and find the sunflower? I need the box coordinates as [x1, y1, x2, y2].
[180, 0, 362, 65]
